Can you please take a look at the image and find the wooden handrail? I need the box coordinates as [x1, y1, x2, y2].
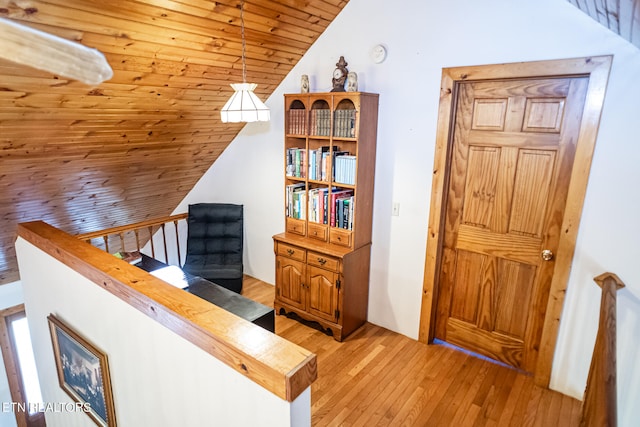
[76, 213, 188, 241]
[580, 272, 625, 427]
[76, 213, 188, 264]
[18, 221, 317, 401]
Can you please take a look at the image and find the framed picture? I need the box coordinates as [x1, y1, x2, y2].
[47, 314, 117, 426]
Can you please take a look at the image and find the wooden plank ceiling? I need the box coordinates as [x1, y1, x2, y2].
[567, 0, 640, 49]
[0, 0, 347, 285]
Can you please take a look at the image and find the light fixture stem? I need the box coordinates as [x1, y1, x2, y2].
[241, 0, 246, 83]
[220, 0, 269, 123]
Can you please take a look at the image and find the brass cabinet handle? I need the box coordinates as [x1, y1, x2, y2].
[317, 257, 327, 265]
[541, 249, 554, 261]
[287, 249, 294, 255]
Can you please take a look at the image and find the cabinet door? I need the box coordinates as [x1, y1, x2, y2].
[276, 256, 306, 310]
[306, 265, 339, 322]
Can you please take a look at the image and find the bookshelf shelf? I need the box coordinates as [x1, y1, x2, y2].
[274, 92, 379, 341]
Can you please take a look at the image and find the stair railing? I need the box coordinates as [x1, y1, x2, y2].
[580, 272, 625, 427]
[76, 213, 188, 265]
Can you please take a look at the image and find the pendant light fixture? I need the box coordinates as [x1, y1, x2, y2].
[220, 0, 270, 123]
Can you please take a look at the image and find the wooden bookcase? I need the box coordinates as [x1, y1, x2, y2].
[273, 92, 379, 341]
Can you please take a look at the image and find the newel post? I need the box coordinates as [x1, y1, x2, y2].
[580, 272, 625, 427]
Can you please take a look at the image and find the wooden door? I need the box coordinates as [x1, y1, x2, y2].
[307, 266, 339, 322]
[276, 256, 305, 310]
[434, 76, 588, 372]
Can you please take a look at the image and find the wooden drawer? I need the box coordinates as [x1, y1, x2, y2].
[307, 222, 328, 242]
[286, 217, 306, 236]
[307, 251, 339, 272]
[329, 228, 352, 248]
[276, 242, 306, 262]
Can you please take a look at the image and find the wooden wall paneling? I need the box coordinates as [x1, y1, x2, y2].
[567, 0, 640, 49]
[12, 0, 319, 56]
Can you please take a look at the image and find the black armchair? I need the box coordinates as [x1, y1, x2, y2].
[182, 203, 244, 293]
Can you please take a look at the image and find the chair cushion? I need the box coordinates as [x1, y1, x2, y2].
[183, 256, 242, 279]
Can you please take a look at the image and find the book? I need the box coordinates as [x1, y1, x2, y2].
[114, 250, 142, 265]
[308, 188, 319, 222]
[319, 187, 328, 224]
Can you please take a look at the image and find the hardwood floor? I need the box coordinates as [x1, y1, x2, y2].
[242, 276, 582, 426]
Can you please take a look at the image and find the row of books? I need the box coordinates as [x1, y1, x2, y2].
[286, 146, 355, 183]
[308, 188, 355, 229]
[286, 184, 355, 229]
[310, 109, 331, 136]
[286, 109, 356, 137]
[333, 109, 357, 138]
[333, 154, 356, 185]
[285, 148, 307, 178]
[307, 148, 329, 181]
[287, 109, 307, 134]
[286, 183, 307, 219]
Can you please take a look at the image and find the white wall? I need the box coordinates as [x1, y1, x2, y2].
[178, 0, 640, 425]
[14, 238, 309, 427]
[0, 281, 23, 427]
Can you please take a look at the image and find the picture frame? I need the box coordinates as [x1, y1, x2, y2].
[47, 314, 117, 426]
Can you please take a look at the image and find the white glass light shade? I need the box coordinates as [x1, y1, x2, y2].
[220, 83, 271, 123]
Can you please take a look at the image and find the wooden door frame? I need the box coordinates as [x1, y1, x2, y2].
[418, 56, 613, 386]
[0, 304, 43, 427]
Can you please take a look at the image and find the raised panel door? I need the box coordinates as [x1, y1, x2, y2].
[306, 265, 338, 322]
[436, 77, 589, 372]
[276, 256, 305, 310]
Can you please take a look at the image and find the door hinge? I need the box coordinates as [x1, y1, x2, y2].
[335, 309, 340, 320]
[336, 279, 341, 289]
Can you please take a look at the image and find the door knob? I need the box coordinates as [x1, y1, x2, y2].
[541, 249, 554, 261]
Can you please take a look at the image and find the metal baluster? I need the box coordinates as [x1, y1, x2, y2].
[173, 220, 181, 265]
[148, 226, 156, 258]
[134, 229, 141, 251]
[161, 223, 168, 263]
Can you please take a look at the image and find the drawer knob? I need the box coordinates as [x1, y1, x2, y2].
[318, 257, 327, 265]
[287, 249, 294, 255]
